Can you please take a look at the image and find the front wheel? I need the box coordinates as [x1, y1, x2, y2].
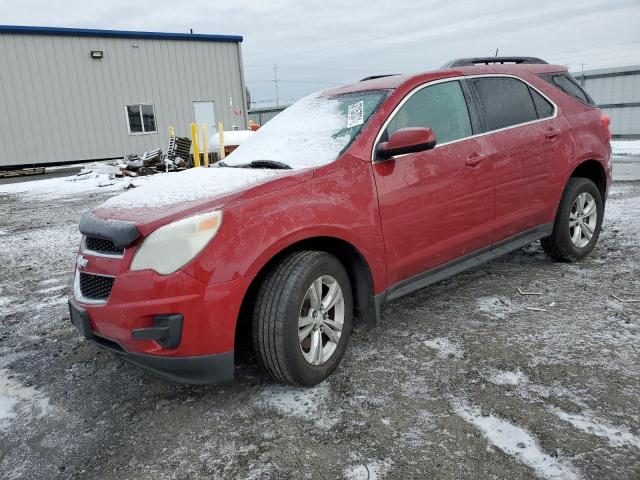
[541, 177, 604, 262]
[252, 251, 353, 386]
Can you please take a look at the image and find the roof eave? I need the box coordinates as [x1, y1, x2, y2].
[0, 25, 243, 43]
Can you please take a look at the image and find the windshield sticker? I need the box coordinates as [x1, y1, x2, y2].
[346, 101, 364, 128]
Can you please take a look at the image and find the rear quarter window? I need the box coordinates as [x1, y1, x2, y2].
[540, 73, 596, 106]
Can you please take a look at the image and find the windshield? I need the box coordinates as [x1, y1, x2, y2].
[223, 90, 388, 169]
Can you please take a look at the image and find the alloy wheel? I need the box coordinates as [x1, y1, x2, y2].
[569, 192, 598, 248]
[298, 275, 345, 365]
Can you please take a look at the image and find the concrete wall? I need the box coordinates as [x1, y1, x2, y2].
[0, 31, 247, 167]
[574, 65, 640, 138]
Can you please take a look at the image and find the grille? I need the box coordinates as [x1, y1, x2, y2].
[79, 272, 114, 301]
[84, 236, 124, 255]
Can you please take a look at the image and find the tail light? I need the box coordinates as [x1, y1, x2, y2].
[600, 113, 612, 140]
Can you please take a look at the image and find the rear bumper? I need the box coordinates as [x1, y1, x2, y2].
[69, 299, 234, 384]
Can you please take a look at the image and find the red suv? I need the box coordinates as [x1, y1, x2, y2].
[69, 57, 612, 386]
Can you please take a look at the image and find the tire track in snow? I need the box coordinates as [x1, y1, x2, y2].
[453, 400, 581, 480]
[548, 407, 640, 449]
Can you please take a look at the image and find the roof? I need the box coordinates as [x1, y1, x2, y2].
[325, 62, 567, 95]
[0, 25, 242, 43]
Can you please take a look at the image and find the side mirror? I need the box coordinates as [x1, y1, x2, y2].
[376, 127, 437, 160]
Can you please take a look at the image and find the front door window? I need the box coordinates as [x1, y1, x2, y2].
[385, 81, 472, 145]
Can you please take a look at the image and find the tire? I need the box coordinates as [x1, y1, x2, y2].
[252, 251, 353, 386]
[541, 177, 604, 262]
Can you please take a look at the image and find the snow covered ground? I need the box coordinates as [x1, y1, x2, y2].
[0, 166, 639, 479]
[611, 139, 640, 156]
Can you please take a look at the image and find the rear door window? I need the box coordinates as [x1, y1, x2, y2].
[386, 80, 472, 145]
[472, 77, 538, 131]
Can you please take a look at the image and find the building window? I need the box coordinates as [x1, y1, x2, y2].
[126, 104, 157, 134]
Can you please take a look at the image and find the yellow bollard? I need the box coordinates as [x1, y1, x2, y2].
[218, 122, 225, 160]
[191, 123, 200, 168]
[202, 124, 209, 167]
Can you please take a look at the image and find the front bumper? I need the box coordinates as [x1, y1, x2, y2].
[70, 268, 255, 384]
[70, 298, 235, 384]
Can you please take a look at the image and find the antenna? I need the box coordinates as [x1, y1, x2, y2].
[273, 64, 279, 107]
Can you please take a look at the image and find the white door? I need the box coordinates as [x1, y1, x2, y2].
[193, 101, 216, 145]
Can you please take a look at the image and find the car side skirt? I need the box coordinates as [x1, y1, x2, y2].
[375, 223, 554, 313]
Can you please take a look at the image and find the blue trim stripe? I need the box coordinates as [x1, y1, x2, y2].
[0, 25, 242, 43]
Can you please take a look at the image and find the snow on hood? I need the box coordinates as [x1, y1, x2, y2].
[100, 167, 286, 209]
[99, 93, 360, 210]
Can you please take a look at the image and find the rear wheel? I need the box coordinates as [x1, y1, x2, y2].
[252, 251, 353, 386]
[541, 177, 603, 262]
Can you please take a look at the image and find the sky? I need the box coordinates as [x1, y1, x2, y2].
[1, 0, 639, 107]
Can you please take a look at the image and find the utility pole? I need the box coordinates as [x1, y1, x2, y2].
[273, 64, 279, 107]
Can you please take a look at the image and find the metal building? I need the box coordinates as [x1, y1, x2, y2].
[574, 65, 640, 139]
[0, 25, 248, 168]
[248, 105, 288, 125]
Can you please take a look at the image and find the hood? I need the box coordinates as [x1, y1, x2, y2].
[90, 166, 312, 233]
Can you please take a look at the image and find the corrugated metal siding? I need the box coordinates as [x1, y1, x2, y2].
[583, 74, 639, 105]
[600, 106, 640, 136]
[576, 65, 640, 138]
[0, 33, 247, 166]
[248, 106, 287, 125]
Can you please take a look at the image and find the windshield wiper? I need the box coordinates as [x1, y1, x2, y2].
[217, 160, 291, 170]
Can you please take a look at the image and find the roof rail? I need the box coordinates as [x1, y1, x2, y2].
[360, 74, 399, 82]
[442, 57, 548, 68]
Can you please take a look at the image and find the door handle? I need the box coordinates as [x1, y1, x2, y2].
[465, 153, 487, 167]
[545, 128, 562, 140]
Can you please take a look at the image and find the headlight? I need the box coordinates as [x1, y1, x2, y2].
[130, 211, 222, 275]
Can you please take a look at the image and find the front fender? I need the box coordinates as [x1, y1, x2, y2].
[180, 157, 387, 294]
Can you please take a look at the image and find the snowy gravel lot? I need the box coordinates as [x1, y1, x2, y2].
[0, 156, 639, 479]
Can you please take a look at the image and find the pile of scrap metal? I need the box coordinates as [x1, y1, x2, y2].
[115, 149, 163, 176]
[164, 136, 192, 171]
[120, 136, 193, 175]
[76, 136, 194, 183]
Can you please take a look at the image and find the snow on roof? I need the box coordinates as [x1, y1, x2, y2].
[209, 130, 255, 149]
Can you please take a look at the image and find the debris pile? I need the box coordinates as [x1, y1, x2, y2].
[73, 135, 195, 188]
[166, 136, 192, 170]
[115, 148, 166, 176]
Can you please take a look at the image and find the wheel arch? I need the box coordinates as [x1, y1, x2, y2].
[569, 159, 607, 202]
[234, 236, 378, 353]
